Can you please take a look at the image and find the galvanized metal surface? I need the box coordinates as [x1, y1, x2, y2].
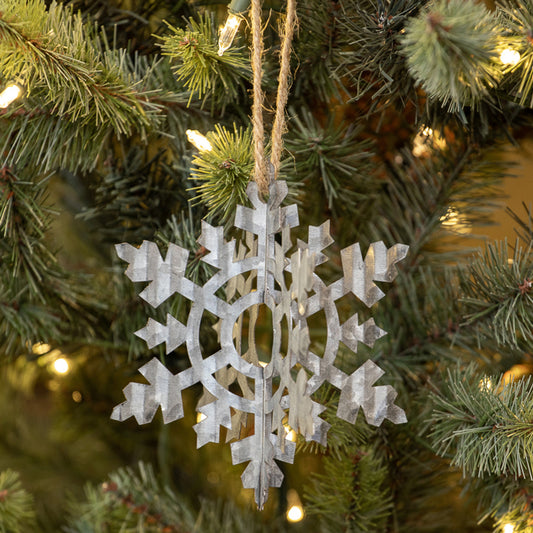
[112, 180, 408, 508]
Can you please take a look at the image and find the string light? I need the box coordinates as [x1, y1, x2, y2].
[52, 358, 70, 375]
[32, 342, 52, 355]
[286, 489, 304, 522]
[218, 14, 242, 56]
[217, 0, 249, 56]
[500, 49, 520, 66]
[503, 524, 515, 533]
[186, 129, 213, 152]
[0, 84, 22, 109]
[196, 411, 207, 423]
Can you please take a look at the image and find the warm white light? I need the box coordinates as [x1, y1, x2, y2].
[287, 505, 304, 522]
[196, 411, 207, 423]
[284, 424, 297, 442]
[0, 85, 21, 109]
[412, 125, 446, 156]
[439, 206, 471, 234]
[218, 14, 241, 56]
[503, 524, 515, 533]
[286, 489, 304, 522]
[440, 207, 460, 226]
[52, 358, 70, 374]
[479, 376, 492, 391]
[500, 49, 520, 66]
[32, 342, 51, 355]
[186, 129, 213, 152]
[72, 390, 83, 403]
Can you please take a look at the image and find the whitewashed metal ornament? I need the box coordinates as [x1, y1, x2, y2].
[112, 180, 408, 509]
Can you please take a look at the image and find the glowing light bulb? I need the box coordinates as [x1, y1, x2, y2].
[196, 411, 207, 423]
[286, 489, 304, 522]
[500, 49, 520, 66]
[284, 424, 297, 442]
[0, 84, 22, 109]
[52, 358, 70, 375]
[186, 129, 213, 152]
[218, 14, 242, 56]
[503, 524, 515, 533]
[287, 505, 304, 522]
[32, 342, 51, 355]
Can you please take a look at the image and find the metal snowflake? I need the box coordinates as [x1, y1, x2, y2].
[112, 180, 408, 508]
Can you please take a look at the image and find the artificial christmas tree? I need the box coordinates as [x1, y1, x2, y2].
[0, 0, 532, 531]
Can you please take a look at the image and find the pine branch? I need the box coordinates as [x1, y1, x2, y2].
[506, 201, 533, 246]
[337, 0, 422, 106]
[284, 107, 375, 219]
[497, 0, 533, 108]
[0, 1, 176, 172]
[189, 124, 254, 223]
[65, 462, 285, 533]
[299, 386, 391, 531]
[469, 475, 533, 532]
[159, 14, 251, 111]
[373, 267, 472, 370]
[0, 166, 110, 354]
[0, 1, 162, 134]
[0, 470, 36, 532]
[0, 167, 59, 296]
[364, 145, 506, 264]
[401, 0, 504, 113]
[78, 146, 190, 245]
[430, 365, 533, 480]
[291, 0, 344, 101]
[64, 462, 196, 532]
[460, 241, 533, 349]
[305, 443, 392, 532]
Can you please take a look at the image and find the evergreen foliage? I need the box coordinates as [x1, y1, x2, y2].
[401, 0, 503, 112]
[189, 124, 254, 222]
[0, 470, 36, 532]
[461, 241, 533, 350]
[65, 462, 286, 533]
[337, 0, 421, 105]
[304, 396, 392, 532]
[0, 0, 164, 171]
[284, 109, 374, 217]
[0, 0, 533, 531]
[160, 15, 251, 110]
[497, 0, 533, 107]
[430, 365, 533, 479]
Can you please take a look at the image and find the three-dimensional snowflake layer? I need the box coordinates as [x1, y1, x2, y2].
[112, 180, 408, 508]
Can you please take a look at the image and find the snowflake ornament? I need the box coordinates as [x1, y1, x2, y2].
[112, 180, 408, 508]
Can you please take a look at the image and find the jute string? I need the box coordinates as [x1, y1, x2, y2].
[250, 0, 297, 197]
[270, 0, 297, 180]
[251, 0, 268, 194]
